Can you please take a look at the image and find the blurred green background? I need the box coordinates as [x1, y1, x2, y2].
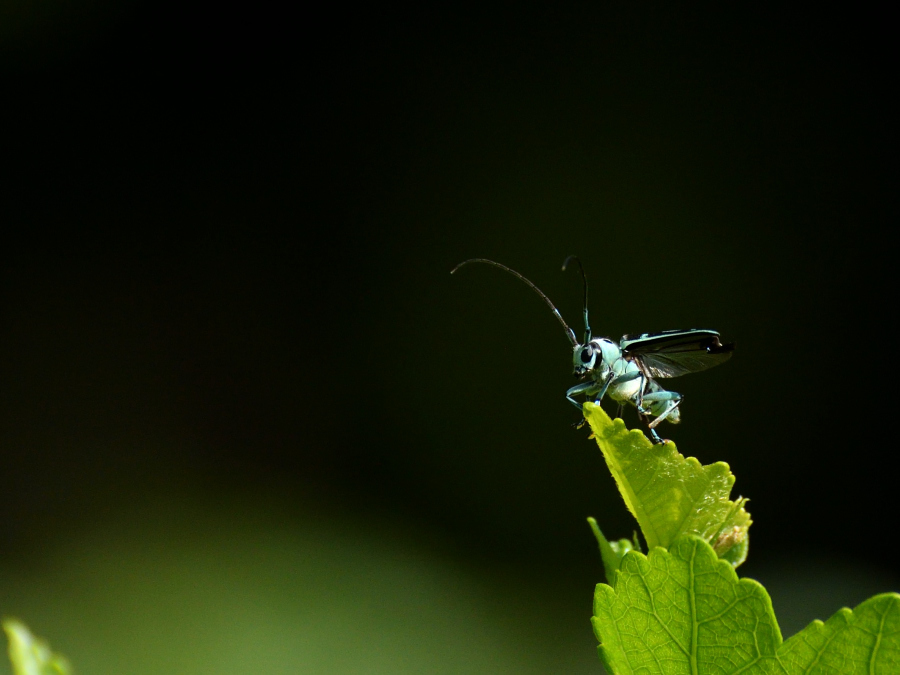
[1, 4, 897, 673]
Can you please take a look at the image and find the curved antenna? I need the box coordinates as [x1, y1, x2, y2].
[561, 255, 591, 343]
[451, 258, 577, 346]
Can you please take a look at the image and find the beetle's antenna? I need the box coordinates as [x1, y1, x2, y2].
[451, 258, 577, 346]
[562, 255, 591, 343]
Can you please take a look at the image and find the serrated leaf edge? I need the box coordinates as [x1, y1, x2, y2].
[593, 536, 783, 674]
[584, 403, 751, 563]
[779, 591, 900, 675]
[593, 537, 900, 675]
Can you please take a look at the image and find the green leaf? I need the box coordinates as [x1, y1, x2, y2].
[592, 535, 900, 674]
[779, 592, 900, 674]
[584, 402, 751, 566]
[3, 619, 71, 675]
[593, 535, 781, 674]
[587, 517, 636, 587]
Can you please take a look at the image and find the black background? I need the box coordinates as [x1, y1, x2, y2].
[2, 3, 898, 670]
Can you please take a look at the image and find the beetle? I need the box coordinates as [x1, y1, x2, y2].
[451, 257, 734, 443]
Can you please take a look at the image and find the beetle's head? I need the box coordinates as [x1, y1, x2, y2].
[573, 338, 618, 377]
[573, 342, 597, 376]
[572, 338, 604, 377]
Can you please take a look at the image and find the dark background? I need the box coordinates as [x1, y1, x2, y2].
[2, 4, 897, 673]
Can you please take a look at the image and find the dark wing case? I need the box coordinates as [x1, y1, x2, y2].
[620, 329, 734, 379]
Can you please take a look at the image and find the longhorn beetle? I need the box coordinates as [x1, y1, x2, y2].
[451, 257, 734, 443]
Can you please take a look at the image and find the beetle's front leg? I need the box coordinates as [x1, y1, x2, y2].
[566, 380, 603, 429]
[566, 380, 600, 410]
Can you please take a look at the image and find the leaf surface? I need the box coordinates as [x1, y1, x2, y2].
[592, 535, 900, 674]
[778, 591, 900, 674]
[593, 535, 781, 674]
[584, 403, 751, 565]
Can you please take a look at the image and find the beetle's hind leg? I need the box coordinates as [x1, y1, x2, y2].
[636, 391, 682, 444]
[647, 426, 665, 444]
[643, 391, 683, 428]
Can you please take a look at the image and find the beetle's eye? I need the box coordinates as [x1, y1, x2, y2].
[580, 347, 593, 363]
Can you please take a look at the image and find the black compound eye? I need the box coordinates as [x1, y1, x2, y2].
[580, 347, 593, 363]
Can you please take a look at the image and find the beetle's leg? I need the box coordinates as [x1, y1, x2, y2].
[566, 380, 600, 411]
[643, 391, 683, 428]
[629, 387, 675, 444]
[567, 380, 603, 429]
[637, 373, 647, 409]
[615, 403, 624, 420]
[596, 369, 643, 404]
[632, 378, 654, 416]
[634, 407, 659, 441]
